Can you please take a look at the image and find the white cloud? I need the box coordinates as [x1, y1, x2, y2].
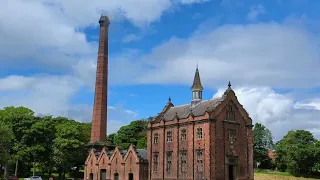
[247, 4, 266, 21]
[107, 22, 320, 89]
[294, 99, 320, 110]
[0, 0, 209, 72]
[212, 86, 320, 141]
[0, 75, 82, 116]
[0, 75, 138, 134]
[0, 76, 37, 91]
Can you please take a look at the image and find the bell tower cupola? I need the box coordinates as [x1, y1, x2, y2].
[191, 65, 203, 106]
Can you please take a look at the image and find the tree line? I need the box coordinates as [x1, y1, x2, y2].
[0, 106, 91, 179]
[0, 106, 149, 180]
[253, 123, 320, 177]
[1, 106, 320, 179]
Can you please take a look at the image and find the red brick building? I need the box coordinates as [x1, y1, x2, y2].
[147, 68, 254, 180]
[85, 145, 148, 180]
[85, 15, 254, 180]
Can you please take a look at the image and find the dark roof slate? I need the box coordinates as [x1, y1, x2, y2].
[136, 149, 147, 160]
[163, 97, 224, 121]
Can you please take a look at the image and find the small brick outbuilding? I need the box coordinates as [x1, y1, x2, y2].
[84, 145, 148, 180]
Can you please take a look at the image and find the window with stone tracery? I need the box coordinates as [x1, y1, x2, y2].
[227, 105, 235, 121]
[166, 151, 172, 174]
[153, 153, 158, 173]
[181, 129, 187, 141]
[197, 127, 203, 139]
[154, 133, 159, 144]
[180, 150, 188, 175]
[196, 149, 204, 173]
[167, 131, 172, 143]
[229, 129, 236, 143]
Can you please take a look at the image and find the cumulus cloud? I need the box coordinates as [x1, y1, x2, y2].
[0, 0, 209, 72]
[212, 86, 320, 141]
[105, 22, 320, 89]
[0, 75, 82, 116]
[0, 75, 138, 134]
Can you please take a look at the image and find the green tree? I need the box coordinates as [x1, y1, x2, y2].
[53, 120, 86, 179]
[136, 136, 147, 149]
[114, 120, 148, 149]
[107, 133, 116, 145]
[0, 106, 36, 177]
[275, 130, 319, 176]
[25, 116, 56, 176]
[0, 121, 13, 179]
[253, 123, 274, 169]
[80, 122, 91, 144]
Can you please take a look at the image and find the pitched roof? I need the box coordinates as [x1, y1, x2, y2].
[136, 149, 147, 160]
[191, 67, 203, 91]
[152, 81, 240, 122]
[154, 97, 224, 121]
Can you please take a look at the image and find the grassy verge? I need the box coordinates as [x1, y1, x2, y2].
[254, 170, 320, 180]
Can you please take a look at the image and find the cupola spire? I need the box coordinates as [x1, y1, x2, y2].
[191, 65, 203, 106]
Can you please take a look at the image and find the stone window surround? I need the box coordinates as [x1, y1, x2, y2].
[153, 133, 159, 144]
[166, 151, 173, 174]
[181, 129, 187, 141]
[153, 152, 159, 173]
[167, 131, 173, 143]
[180, 150, 188, 174]
[197, 127, 203, 139]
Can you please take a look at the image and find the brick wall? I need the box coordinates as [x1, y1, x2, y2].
[84, 151, 99, 180]
[147, 90, 254, 180]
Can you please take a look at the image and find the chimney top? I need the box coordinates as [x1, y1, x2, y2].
[99, 15, 110, 27]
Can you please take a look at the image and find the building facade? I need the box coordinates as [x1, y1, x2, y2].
[85, 145, 148, 180]
[85, 15, 254, 180]
[147, 68, 254, 180]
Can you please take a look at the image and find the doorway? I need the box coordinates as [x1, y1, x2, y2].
[228, 165, 234, 180]
[89, 173, 93, 180]
[128, 173, 133, 180]
[114, 173, 119, 180]
[100, 169, 106, 180]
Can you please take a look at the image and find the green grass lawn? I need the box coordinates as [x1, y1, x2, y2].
[255, 170, 320, 180]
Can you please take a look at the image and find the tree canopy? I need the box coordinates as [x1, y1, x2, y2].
[0, 107, 90, 179]
[253, 123, 275, 169]
[275, 130, 320, 176]
[113, 119, 148, 149]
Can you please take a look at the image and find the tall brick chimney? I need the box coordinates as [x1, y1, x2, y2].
[90, 15, 110, 143]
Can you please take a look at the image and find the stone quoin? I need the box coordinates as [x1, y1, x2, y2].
[84, 15, 254, 180]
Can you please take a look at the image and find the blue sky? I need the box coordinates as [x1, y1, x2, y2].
[0, 0, 320, 140]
